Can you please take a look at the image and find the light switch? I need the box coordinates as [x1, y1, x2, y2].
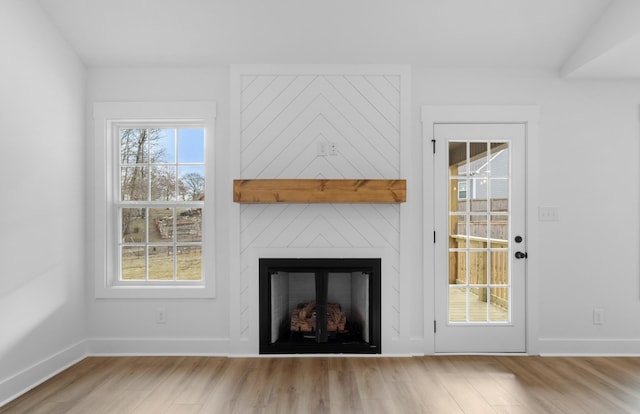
[317, 141, 328, 156]
[538, 206, 559, 221]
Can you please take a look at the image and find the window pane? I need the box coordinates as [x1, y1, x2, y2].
[148, 246, 174, 280]
[469, 214, 488, 240]
[177, 208, 202, 242]
[177, 246, 202, 280]
[178, 128, 205, 163]
[469, 288, 488, 322]
[490, 199, 509, 218]
[155, 128, 176, 164]
[151, 166, 177, 201]
[469, 142, 488, 177]
[121, 208, 146, 243]
[450, 178, 467, 208]
[121, 166, 148, 201]
[469, 251, 487, 285]
[179, 166, 205, 201]
[450, 251, 466, 284]
[490, 288, 509, 321]
[489, 143, 508, 178]
[121, 246, 146, 280]
[149, 208, 174, 242]
[449, 141, 467, 175]
[490, 250, 509, 285]
[120, 128, 148, 164]
[490, 214, 508, 242]
[450, 214, 466, 242]
[490, 178, 509, 209]
[470, 178, 489, 209]
[448, 287, 467, 322]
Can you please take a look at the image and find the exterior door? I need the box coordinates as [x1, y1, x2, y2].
[434, 123, 526, 353]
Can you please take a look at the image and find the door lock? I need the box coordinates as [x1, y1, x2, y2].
[515, 251, 528, 259]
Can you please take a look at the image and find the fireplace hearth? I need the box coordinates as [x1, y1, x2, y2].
[259, 258, 381, 354]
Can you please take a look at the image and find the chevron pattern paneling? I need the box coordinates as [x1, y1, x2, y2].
[238, 72, 403, 341]
[241, 75, 400, 178]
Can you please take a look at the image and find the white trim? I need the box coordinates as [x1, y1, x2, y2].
[539, 338, 640, 356]
[0, 340, 87, 407]
[397, 66, 421, 355]
[86, 338, 230, 356]
[93, 101, 217, 299]
[228, 67, 243, 357]
[421, 105, 540, 125]
[421, 105, 540, 355]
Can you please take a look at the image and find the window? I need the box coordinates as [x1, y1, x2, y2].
[118, 127, 205, 282]
[458, 180, 467, 200]
[94, 102, 216, 298]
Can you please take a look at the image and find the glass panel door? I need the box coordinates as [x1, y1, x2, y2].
[434, 123, 526, 353]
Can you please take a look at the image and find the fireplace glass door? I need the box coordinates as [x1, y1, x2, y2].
[260, 258, 381, 354]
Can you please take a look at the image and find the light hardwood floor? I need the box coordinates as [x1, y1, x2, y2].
[2, 356, 640, 413]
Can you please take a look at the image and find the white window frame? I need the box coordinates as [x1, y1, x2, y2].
[94, 101, 216, 298]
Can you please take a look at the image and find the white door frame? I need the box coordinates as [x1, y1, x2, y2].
[422, 105, 540, 355]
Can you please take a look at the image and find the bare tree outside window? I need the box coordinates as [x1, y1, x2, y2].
[180, 171, 205, 201]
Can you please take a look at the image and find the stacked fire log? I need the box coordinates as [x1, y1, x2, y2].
[290, 302, 347, 333]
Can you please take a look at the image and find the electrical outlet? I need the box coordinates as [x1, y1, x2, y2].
[593, 308, 605, 325]
[329, 142, 338, 156]
[156, 307, 166, 324]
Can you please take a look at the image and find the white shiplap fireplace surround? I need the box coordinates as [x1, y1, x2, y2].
[229, 65, 418, 355]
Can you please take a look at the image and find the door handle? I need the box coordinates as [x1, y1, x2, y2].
[515, 251, 528, 259]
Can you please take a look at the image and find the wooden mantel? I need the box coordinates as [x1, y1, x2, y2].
[233, 179, 406, 203]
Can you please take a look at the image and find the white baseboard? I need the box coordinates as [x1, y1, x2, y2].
[86, 337, 230, 356]
[0, 340, 87, 407]
[539, 338, 640, 356]
[409, 337, 431, 356]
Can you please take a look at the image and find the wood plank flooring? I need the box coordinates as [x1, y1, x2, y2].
[2, 356, 640, 413]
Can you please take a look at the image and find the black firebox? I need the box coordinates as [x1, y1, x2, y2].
[259, 258, 381, 354]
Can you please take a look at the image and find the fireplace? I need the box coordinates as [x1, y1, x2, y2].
[259, 258, 381, 354]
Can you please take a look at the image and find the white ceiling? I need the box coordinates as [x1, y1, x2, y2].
[34, 0, 640, 78]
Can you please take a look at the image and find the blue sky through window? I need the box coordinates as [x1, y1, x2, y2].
[156, 128, 204, 164]
[178, 128, 204, 163]
[157, 129, 175, 163]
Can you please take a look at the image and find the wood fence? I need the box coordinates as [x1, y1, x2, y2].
[449, 233, 509, 309]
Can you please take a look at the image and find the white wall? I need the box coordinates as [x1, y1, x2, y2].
[414, 67, 640, 354]
[85, 67, 232, 354]
[84, 64, 640, 356]
[0, 0, 86, 403]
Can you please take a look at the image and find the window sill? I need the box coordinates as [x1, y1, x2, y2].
[95, 282, 215, 299]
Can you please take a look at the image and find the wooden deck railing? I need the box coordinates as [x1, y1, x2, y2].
[450, 234, 508, 309]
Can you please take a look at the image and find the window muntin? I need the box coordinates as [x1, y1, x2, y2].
[117, 126, 205, 283]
